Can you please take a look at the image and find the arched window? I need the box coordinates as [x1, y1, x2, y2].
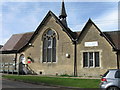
[43, 30, 56, 62]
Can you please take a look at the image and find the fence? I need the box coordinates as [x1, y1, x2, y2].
[0, 63, 18, 74]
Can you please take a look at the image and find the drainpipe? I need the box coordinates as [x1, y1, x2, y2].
[73, 39, 77, 76]
[15, 53, 17, 70]
[116, 51, 119, 69]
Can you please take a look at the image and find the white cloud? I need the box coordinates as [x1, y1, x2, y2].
[94, 8, 118, 31]
[0, 6, 2, 45]
[0, 38, 9, 45]
[72, 7, 118, 32]
[70, 23, 86, 31]
[1, 2, 45, 45]
[1, 28, 13, 45]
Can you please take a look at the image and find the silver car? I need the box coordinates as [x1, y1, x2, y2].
[100, 69, 120, 90]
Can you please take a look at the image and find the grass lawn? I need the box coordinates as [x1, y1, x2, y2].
[2, 75, 100, 88]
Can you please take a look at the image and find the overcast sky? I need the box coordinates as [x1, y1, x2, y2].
[0, 0, 119, 45]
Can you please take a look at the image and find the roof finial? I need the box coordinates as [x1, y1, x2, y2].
[59, 0, 68, 27]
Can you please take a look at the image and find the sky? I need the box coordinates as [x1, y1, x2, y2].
[0, 0, 119, 45]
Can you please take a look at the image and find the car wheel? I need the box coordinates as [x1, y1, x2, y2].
[107, 87, 119, 90]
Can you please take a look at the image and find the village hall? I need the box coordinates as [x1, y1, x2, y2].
[0, 1, 120, 77]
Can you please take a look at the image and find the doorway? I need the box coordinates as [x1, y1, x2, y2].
[19, 54, 25, 75]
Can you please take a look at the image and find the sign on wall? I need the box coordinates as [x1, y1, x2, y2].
[84, 41, 98, 47]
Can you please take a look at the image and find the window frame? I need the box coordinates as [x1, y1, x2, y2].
[83, 51, 100, 68]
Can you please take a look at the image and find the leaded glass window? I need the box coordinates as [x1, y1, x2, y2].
[43, 30, 56, 63]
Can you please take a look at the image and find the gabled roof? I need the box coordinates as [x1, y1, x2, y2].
[77, 18, 119, 50]
[0, 32, 34, 54]
[1, 11, 76, 54]
[18, 11, 76, 52]
[1, 15, 120, 54]
[103, 31, 120, 50]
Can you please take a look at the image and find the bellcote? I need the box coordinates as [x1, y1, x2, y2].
[59, 0, 68, 27]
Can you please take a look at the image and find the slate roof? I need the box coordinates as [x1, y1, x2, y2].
[75, 31, 81, 38]
[103, 31, 120, 50]
[0, 32, 34, 53]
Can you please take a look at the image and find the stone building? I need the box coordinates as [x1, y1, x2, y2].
[0, 1, 120, 76]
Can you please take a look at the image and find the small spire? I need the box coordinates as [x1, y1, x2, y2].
[59, 0, 68, 27]
[59, 0, 67, 19]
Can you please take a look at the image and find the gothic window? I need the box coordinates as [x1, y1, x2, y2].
[43, 30, 56, 63]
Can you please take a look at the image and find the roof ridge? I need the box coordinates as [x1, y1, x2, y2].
[13, 31, 34, 35]
[103, 31, 120, 33]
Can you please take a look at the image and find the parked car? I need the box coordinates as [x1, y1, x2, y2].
[100, 69, 120, 90]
